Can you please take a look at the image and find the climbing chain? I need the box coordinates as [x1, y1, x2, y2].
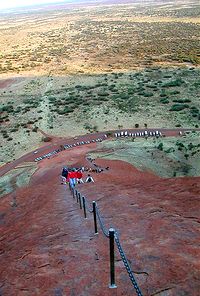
[84, 198, 93, 213]
[96, 206, 109, 237]
[114, 232, 143, 296]
[68, 184, 143, 295]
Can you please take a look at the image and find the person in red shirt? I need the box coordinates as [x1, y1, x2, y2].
[76, 170, 84, 184]
[68, 169, 76, 188]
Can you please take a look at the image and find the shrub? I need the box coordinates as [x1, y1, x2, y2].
[170, 104, 189, 111]
[188, 143, 194, 150]
[190, 107, 199, 117]
[160, 92, 167, 97]
[21, 123, 27, 128]
[143, 92, 153, 97]
[165, 147, 175, 153]
[32, 126, 38, 132]
[42, 136, 52, 142]
[98, 92, 109, 97]
[163, 78, 184, 87]
[157, 143, 163, 151]
[170, 90, 180, 95]
[10, 128, 18, 132]
[1, 105, 13, 112]
[3, 133, 9, 138]
[160, 98, 169, 104]
[172, 99, 191, 103]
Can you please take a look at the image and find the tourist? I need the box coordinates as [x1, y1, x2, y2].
[85, 174, 94, 183]
[68, 169, 76, 188]
[76, 170, 84, 184]
[61, 167, 68, 184]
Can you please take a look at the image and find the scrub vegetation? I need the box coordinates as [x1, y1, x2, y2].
[89, 132, 200, 178]
[0, 0, 200, 165]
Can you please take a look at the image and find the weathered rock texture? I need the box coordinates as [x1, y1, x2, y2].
[0, 144, 200, 296]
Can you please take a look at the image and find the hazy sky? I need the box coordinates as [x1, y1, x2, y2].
[0, 0, 65, 10]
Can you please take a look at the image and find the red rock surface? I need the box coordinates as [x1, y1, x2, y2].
[0, 140, 200, 296]
[0, 78, 21, 89]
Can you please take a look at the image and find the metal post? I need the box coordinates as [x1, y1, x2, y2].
[76, 190, 79, 203]
[82, 196, 87, 218]
[92, 201, 98, 234]
[72, 188, 75, 198]
[109, 228, 117, 288]
[78, 193, 82, 209]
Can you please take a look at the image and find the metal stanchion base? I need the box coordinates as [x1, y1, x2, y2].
[109, 284, 117, 289]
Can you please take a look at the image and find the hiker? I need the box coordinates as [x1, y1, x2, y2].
[85, 174, 94, 183]
[68, 169, 76, 188]
[61, 167, 68, 184]
[76, 170, 84, 184]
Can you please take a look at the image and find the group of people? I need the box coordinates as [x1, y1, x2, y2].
[61, 167, 94, 188]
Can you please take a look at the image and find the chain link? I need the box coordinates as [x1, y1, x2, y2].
[84, 198, 93, 213]
[114, 232, 143, 296]
[96, 207, 109, 237]
[68, 186, 143, 295]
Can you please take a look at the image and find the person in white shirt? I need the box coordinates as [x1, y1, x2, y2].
[85, 174, 94, 183]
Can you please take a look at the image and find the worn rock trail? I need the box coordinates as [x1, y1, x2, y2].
[1, 143, 200, 296]
[0, 168, 129, 296]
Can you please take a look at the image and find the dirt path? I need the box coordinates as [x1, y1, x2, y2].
[1, 128, 199, 178]
[39, 77, 53, 131]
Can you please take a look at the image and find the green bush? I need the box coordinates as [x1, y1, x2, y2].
[10, 128, 18, 132]
[157, 143, 163, 151]
[190, 106, 199, 117]
[143, 92, 153, 97]
[160, 98, 169, 104]
[170, 90, 180, 95]
[42, 136, 52, 142]
[1, 105, 13, 113]
[173, 99, 191, 103]
[170, 104, 189, 111]
[160, 92, 167, 97]
[32, 126, 38, 132]
[163, 78, 184, 87]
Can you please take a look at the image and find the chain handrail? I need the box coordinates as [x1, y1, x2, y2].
[68, 183, 143, 295]
[96, 206, 109, 237]
[114, 232, 143, 296]
[85, 198, 93, 213]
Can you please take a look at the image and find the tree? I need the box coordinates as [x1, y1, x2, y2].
[157, 143, 163, 151]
